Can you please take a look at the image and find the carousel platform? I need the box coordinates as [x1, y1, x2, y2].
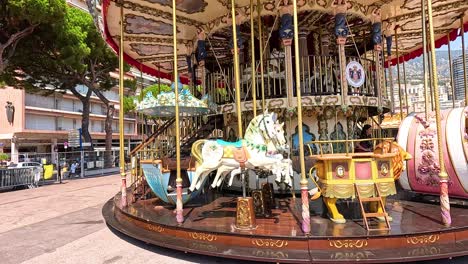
[103, 194, 468, 263]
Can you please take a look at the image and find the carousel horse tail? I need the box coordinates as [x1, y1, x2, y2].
[191, 139, 208, 166]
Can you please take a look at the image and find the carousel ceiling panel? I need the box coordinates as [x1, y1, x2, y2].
[101, 0, 468, 80]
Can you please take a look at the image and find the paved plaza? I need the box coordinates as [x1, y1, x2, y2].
[0, 175, 465, 264]
[0, 175, 245, 264]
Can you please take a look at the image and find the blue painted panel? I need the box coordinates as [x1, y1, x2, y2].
[141, 163, 170, 204]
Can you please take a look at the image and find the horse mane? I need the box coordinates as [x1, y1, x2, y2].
[244, 114, 264, 140]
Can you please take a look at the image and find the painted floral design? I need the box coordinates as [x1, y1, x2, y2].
[146, 0, 208, 14]
[125, 15, 175, 35]
[415, 113, 453, 188]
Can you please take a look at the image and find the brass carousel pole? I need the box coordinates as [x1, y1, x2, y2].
[232, 0, 255, 230]
[394, 26, 404, 121]
[421, 0, 430, 118]
[402, 58, 409, 115]
[426, 0, 451, 226]
[231, 2, 243, 140]
[372, 11, 383, 113]
[172, 0, 184, 224]
[118, 3, 127, 208]
[250, 0, 257, 116]
[292, 0, 310, 234]
[257, 0, 266, 111]
[447, 34, 455, 108]
[461, 18, 467, 107]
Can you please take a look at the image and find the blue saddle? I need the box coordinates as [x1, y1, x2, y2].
[216, 139, 243, 148]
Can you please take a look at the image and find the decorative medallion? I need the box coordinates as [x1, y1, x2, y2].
[336, 165, 345, 178]
[380, 163, 389, 177]
[346, 61, 365, 88]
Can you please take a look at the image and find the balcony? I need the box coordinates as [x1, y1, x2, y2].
[205, 55, 389, 113]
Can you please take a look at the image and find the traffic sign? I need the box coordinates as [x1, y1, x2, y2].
[68, 129, 81, 147]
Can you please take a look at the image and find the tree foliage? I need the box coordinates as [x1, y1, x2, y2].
[0, 0, 67, 73]
[1, 6, 120, 149]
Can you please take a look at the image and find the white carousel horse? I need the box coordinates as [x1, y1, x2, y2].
[213, 123, 293, 189]
[189, 111, 292, 192]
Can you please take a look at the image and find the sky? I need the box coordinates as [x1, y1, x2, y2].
[437, 31, 468, 51]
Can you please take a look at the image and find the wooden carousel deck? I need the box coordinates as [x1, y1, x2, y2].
[104, 194, 468, 263]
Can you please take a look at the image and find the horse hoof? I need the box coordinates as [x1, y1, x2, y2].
[330, 218, 346, 224]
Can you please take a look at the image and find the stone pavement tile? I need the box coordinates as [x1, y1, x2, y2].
[0, 175, 120, 233]
[0, 205, 106, 264]
[21, 226, 248, 264]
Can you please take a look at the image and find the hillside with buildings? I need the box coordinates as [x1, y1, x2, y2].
[389, 50, 466, 113]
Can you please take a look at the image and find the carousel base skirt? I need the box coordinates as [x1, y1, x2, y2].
[103, 194, 468, 263]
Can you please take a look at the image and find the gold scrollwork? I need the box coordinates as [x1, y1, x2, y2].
[147, 224, 165, 233]
[330, 251, 375, 260]
[252, 249, 289, 259]
[406, 235, 440, 245]
[188, 232, 218, 242]
[251, 239, 289, 248]
[329, 239, 368, 248]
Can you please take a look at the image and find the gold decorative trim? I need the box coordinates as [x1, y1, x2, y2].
[406, 235, 440, 245]
[188, 232, 218, 242]
[251, 239, 289, 248]
[147, 223, 165, 233]
[329, 239, 368, 249]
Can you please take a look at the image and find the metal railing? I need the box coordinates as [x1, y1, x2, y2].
[0, 168, 35, 190]
[305, 137, 396, 156]
[205, 55, 377, 105]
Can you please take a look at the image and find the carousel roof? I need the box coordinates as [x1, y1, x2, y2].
[135, 77, 217, 117]
[99, 0, 468, 81]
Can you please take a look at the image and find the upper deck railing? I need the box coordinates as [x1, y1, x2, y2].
[205, 55, 377, 106]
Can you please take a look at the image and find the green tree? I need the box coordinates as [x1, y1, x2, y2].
[1, 6, 120, 167]
[0, 0, 66, 73]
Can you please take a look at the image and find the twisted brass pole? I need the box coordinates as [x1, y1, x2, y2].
[447, 34, 455, 108]
[422, 0, 430, 118]
[250, 0, 257, 116]
[172, 0, 183, 224]
[292, 0, 310, 234]
[257, 0, 266, 111]
[119, 3, 127, 208]
[394, 27, 403, 120]
[427, 0, 451, 226]
[461, 18, 467, 106]
[402, 59, 409, 115]
[232, 0, 243, 137]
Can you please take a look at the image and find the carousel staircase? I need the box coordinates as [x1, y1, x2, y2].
[171, 115, 223, 157]
[130, 118, 176, 156]
[355, 183, 391, 231]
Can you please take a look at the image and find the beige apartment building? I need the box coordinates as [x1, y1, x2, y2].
[0, 79, 140, 162]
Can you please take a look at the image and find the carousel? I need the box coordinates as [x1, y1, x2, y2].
[93, 0, 468, 262]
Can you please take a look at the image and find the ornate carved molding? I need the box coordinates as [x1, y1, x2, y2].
[406, 235, 440, 245]
[251, 238, 289, 248]
[188, 232, 218, 242]
[329, 239, 369, 248]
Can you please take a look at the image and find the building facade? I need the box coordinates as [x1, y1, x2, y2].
[452, 53, 468, 102]
[0, 81, 140, 162]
